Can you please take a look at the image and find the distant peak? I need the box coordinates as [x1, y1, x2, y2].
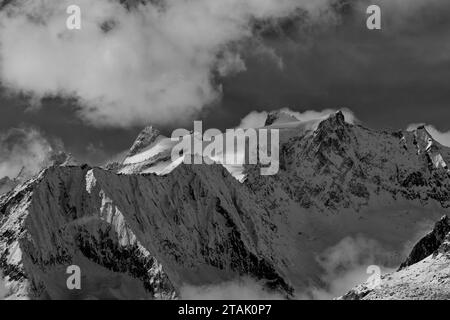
[264, 111, 299, 126]
[50, 152, 78, 167]
[127, 126, 161, 157]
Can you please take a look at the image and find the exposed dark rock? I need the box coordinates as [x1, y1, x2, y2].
[399, 215, 450, 270]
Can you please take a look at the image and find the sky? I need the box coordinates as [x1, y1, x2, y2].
[0, 0, 450, 169]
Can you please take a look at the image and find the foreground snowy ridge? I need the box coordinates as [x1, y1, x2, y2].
[0, 164, 292, 299]
[341, 215, 450, 300]
[1, 111, 450, 299]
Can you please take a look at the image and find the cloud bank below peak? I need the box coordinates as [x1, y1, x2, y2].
[0, 0, 335, 128]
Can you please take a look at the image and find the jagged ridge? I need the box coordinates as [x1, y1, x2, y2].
[0, 164, 292, 299]
[341, 215, 450, 300]
[2, 112, 450, 299]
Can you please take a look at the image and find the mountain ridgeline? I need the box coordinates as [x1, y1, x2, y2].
[1, 111, 450, 299]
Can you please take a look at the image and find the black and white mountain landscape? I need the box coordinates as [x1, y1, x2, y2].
[1, 110, 450, 299]
[1, 0, 450, 301]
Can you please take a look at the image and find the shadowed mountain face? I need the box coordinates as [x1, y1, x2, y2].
[0, 164, 292, 299]
[1, 112, 450, 299]
[342, 215, 450, 300]
[399, 216, 450, 270]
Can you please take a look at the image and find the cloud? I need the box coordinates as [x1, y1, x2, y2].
[236, 107, 357, 128]
[407, 123, 450, 148]
[0, 0, 334, 128]
[236, 110, 269, 129]
[188, 235, 396, 300]
[180, 277, 284, 300]
[0, 126, 62, 179]
[302, 235, 396, 300]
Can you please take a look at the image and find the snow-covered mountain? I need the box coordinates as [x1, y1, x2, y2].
[0, 164, 292, 299]
[1, 111, 450, 299]
[341, 215, 450, 300]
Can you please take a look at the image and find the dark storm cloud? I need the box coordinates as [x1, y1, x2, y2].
[205, 0, 450, 132]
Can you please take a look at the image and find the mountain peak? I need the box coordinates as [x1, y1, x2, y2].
[127, 126, 161, 157]
[328, 111, 346, 125]
[49, 152, 78, 167]
[315, 111, 348, 135]
[264, 110, 299, 126]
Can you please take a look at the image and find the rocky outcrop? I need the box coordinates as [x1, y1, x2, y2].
[341, 215, 450, 300]
[399, 216, 450, 270]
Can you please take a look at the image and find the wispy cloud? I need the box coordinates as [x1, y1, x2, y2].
[301, 235, 396, 300]
[0, 126, 62, 179]
[180, 277, 284, 300]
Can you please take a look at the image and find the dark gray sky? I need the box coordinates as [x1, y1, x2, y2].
[1, 0, 450, 165]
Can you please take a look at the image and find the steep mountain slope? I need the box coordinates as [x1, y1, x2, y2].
[0, 164, 292, 299]
[240, 112, 450, 291]
[341, 215, 450, 300]
[1, 112, 450, 299]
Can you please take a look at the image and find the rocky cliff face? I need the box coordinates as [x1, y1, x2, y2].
[247, 112, 450, 213]
[0, 164, 292, 299]
[1, 112, 450, 299]
[341, 215, 450, 300]
[399, 216, 450, 270]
